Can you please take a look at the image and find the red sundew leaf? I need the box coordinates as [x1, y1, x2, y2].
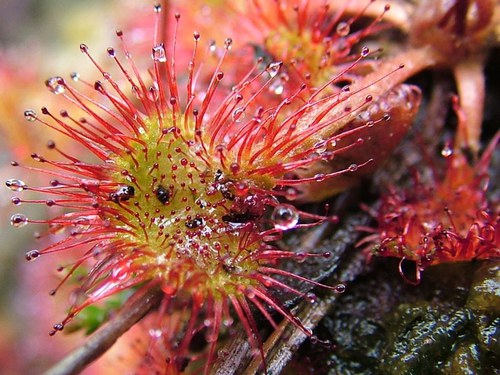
[6, 3, 413, 374]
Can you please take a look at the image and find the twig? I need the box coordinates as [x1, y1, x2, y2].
[43, 285, 163, 375]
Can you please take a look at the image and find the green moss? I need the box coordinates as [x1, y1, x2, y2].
[286, 260, 500, 374]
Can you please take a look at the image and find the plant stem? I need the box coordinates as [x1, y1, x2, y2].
[43, 285, 163, 375]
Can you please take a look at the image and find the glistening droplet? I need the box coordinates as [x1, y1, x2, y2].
[335, 284, 346, 293]
[336, 21, 350, 36]
[441, 145, 453, 157]
[6, 179, 27, 191]
[266, 62, 282, 78]
[231, 107, 246, 122]
[151, 44, 167, 62]
[25, 250, 40, 261]
[271, 204, 299, 230]
[24, 110, 37, 122]
[45, 76, 65, 94]
[10, 213, 28, 228]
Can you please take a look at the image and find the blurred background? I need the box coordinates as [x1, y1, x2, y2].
[0, 1, 141, 373]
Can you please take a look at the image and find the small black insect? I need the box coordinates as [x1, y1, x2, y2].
[219, 185, 235, 200]
[185, 217, 204, 229]
[222, 211, 256, 224]
[155, 185, 170, 204]
[109, 185, 135, 203]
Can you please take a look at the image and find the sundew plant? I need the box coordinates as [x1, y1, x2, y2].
[5, 0, 499, 374]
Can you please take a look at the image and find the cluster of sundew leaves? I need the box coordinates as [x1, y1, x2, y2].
[244, 0, 392, 90]
[4, 2, 408, 372]
[359, 113, 500, 284]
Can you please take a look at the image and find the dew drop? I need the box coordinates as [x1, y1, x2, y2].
[441, 145, 453, 157]
[131, 85, 141, 99]
[153, 4, 162, 13]
[335, 283, 346, 293]
[231, 107, 246, 122]
[314, 173, 326, 182]
[209, 40, 217, 53]
[314, 140, 328, 153]
[271, 204, 299, 230]
[306, 292, 317, 304]
[24, 110, 37, 122]
[151, 44, 167, 62]
[149, 329, 162, 338]
[269, 81, 284, 95]
[46, 76, 65, 94]
[266, 61, 282, 78]
[339, 86, 351, 100]
[336, 21, 350, 36]
[203, 318, 214, 327]
[348, 164, 358, 172]
[6, 179, 27, 191]
[361, 46, 370, 57]
[224, 38, 233, 49]
[25, 250, 40, 261]
[295, 251, 307, 263]
[10, 213, 28, 228]
[285, 188, 298, 201]
[147, 86, 159, 102]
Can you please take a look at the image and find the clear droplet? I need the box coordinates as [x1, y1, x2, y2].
[149, 329, 162, 338]
[10, 213, 28, 228]
[306, 292, 317, 304]
[25, 250, 40, 261]
[314, 173, 326, 182]
[269, 81, 284, 95]
[441, 145, 453, 157]
[314, 140, 328, 153]
[271, 204, 299, 230]
[348, 164, 358, 172]
[70, 72, 80, 82]
[335, 283, 346, 293]
[46, 76, 65, 94]
[339, 85, 351, 100]
[6, 179, 27, 191]
[361, 46, 370, 57]
[147, 86, 159, 102]
[24, 110, 37, 122]
[336, 21, 350, 36]
[209, 40, 217, 53]
[266, 61, 282, 78]
[151, 44, 167, 62]
[285, 188, 298, 201]
[232, 107, 246, 122]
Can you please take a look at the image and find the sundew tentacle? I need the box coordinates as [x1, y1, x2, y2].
[7, 3, 406, 373]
